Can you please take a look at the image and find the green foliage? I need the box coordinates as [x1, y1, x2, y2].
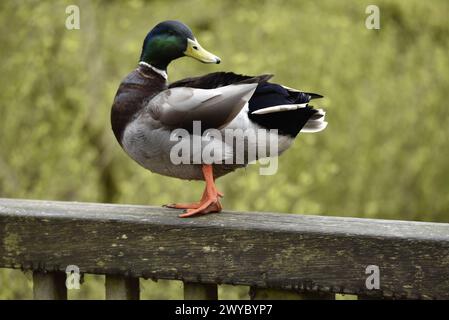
[1, 0, 448, 299]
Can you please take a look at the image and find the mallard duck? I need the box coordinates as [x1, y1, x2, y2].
[111, 20, 327, 217]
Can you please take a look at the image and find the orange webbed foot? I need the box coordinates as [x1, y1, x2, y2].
[179, 193, 222, 218]
[164, 164, 224, 218]
[164, 202, 201, 209]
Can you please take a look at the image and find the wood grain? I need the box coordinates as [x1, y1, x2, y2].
[1, 198, 448, 299]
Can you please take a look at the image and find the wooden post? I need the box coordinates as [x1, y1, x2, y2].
[105, 275, 140, 300]
[184, 282, 218, 300]
[33, 271, 67, 300]
[250, 287, 334, 300]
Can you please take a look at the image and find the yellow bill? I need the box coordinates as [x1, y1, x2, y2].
[184, 38, 221, 64]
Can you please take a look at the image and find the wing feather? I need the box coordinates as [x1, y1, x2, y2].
[169, 72, 273, 89]
[147, 83, 258, 131]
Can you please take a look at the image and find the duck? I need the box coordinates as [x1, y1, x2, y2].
[111, 20, 327, 218]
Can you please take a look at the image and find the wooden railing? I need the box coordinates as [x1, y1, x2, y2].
[0, 198, 448, 300]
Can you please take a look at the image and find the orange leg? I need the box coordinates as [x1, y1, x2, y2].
[164, 164, 223, 217]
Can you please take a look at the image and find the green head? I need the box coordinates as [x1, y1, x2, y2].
[140, 20, 221, 70]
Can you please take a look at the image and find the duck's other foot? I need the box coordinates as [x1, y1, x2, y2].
[179, 194, 222, 218]
[164, 202, 201, 209]
[164, 164, 224, 218]
[164, 188, 223, 211]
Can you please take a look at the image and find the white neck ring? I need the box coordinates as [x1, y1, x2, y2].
[138, 61, 168, 80]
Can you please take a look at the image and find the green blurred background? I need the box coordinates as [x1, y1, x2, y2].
[0, 0, 448, 299]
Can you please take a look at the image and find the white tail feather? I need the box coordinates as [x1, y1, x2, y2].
[301, 109, 327, 133]
[251, 103, 308, 115]
[281, 85, 302, 92]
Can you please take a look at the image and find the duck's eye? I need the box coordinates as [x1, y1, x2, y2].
[192, 46, 198, 50]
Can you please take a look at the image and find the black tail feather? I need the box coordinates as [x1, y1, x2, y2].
[306, 92, 324, 99]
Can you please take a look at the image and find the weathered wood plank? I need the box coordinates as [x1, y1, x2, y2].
[1, 198, 449, 299]
[33, 271, 67, 300]
[184, 282, 218, 300]
[105, 275, 139, 300]
[250, 287, 334, 300]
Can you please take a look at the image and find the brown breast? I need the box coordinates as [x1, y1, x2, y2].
[110, 65, 167, 145]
